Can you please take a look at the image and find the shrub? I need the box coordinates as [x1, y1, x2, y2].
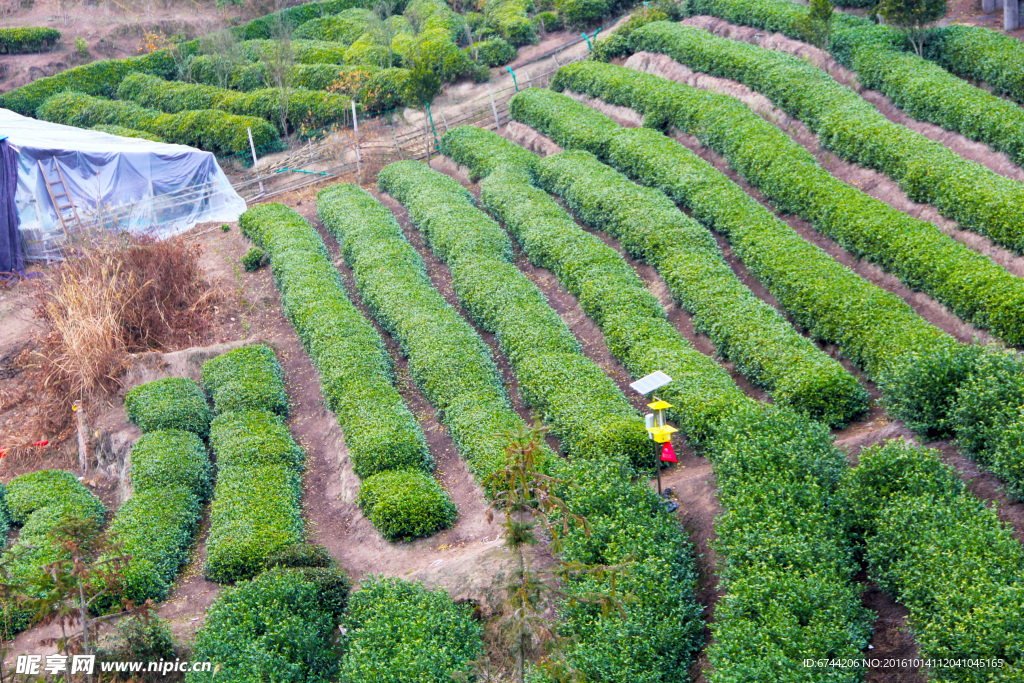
[187, 568, 340, 683]
[992, 413, 1024, 502]
[316, 185, 529, 487]
[105, 487, 202, 604]
[293, 8, 376, 43]
[533, 10, 562, 32]
[472, 37, 516, 66]
[204, 464, 305, 583]
[628, 21, 1024, 254]
[129, 429, 212, 500]
[0, 27, 60, 54]
[358, 469, 457, 541]
[951, 347, 1024, 463]
[238, 39, 349, 65]
[558, 0, 609, 26]
[292, 567, 351, 621]
[265, 542, 334, 570]
[98, 615, 176, 665]
[484, 0, 536, 46]
[36, 92, 279, 157]
[378, 161, 648, 465]
[90, 124, 164, 142]
[359, 67, 412, 111]
[235, 0, 384, 40]
[125, 377, 212, 438]
[238, 203, 432, 485]
[339, 577, 482, 683]
[924, 24, 1024, 106]
[547, 62, 1024, 348]
[241, 246, 266, 272]
[209, 409, 304, 470]
[201, 344, 288, 416]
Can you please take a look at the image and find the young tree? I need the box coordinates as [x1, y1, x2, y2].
[264, 15, 297, 136]
[801, 0, 834, 49]
[876, 0, 947, 56]
[199, 30, 241, 89]
[402, 51, 443, 160]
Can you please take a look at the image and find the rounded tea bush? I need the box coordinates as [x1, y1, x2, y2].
[242, 247, 266, 272]
[129, 428, 212, 500]
[125, 377, 212, 438]
[473, 38, 516, 67]
[357, 469, 456, 542]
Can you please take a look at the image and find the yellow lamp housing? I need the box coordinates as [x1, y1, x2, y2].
[647, 425, 678, 444]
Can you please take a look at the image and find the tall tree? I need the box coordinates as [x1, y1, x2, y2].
[876, 0, 947, 56]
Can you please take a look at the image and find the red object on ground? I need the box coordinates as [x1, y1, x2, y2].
[0, 448, 6, 458]
[660, 441, 677, 463]
[33, 440, 48, 447]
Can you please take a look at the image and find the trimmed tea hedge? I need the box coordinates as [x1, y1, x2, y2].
[238, 39, 350, 66]
[129, 428, 212, 500]
[628, 21, 1024, 254]
[484, 0, 537, 46]
[547, 63, 1024, 348]
[539, 149, 868, 427]
[506, 88, 970, 435]
[0, 51, 175, 116]
[686, 0, 1024, 166]
[339, 577, 482, 683]
[37, 92, 279, 157]
[0, 27, 60, 54]
[186, 567, 347, 682]
[924, 24, 1024, 106]
[116, 73, 354, 133]
[201, 343, 288, 416]
[844, 441, 1024, 677]
[317, 184, 542, 486]
[293, 8, 377, 43]
[236, 0, 388, 40]
[189, 60, 371, 94]
[358, 468, 457, 541]
[125, 377, 212, 438]
[209, 410, 305, 471]
[471, 37, 517, 67]
[204, 463, 305, 584]
[1, 471, 105, 635]
[238, 204, 430, 482]
[377, 161, 648, 467]
[90, 124, 165, 142]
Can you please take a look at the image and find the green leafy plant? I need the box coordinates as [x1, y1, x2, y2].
[876, 0, 946, 56]
[201, 343, 288, 416]
[129, 428, 212, 500]
[209, 409, 304, 470]
[358, 468, 457, 541]
[124, 377, 212, 438]
[0, 27, 61, 54]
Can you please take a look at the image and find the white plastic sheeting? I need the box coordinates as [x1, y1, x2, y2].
[0, 108, 246, 260]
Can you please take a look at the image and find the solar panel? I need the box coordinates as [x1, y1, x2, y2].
[629, 371, 672, 395]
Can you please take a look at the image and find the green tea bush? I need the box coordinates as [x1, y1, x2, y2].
[238, 39, 350, 65]
[992, 413, 1024, 502]
[471, 37, 517, 67]
[129, 429, 212, 500]
[484, 0, 537, 46]
[37, 92, 279, 156]
[629, 22, 1024, 254]
[558, 0, 610, 26]
[265, 542, 334, 570]
[186, 568, 341, 683]
[201, 344, 288, 416]
[359, 67, 412, 111]
[238, 204, 431, 483]
[687, 0, 1024, 167]
[98, 615, 176, 664]
[1, 471, 105, 635]
[950, 347, 1024, 464]
[291, 566, 351, 621]
[209, 410, 304, 470]
[339, 576, 482, 683]
[241, 246, 266, 272]
[506, 89, 971, 434]
[547, 62, 1024, 348]
[237, 0, 387, 40]
[843, 441, 1024, 673]
[204, 464, 305, 583]
[317, 184, 535, 487]
[378, 161, 648, 466]
[0, 50, 174, 116]
[358, 469, 457, 541]
[106, 488, 202, 604]
[538, 148, 867, 427]
[124, 377, 212, 438]
[90, 124, 164, 142]
[0, 27, 61, 54]
[533, 10, 562, 32]
[293, 8, 376, 43]
[924, 24, 1024, 106]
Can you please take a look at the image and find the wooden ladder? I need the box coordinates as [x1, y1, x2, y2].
[38, 157, 82, 237]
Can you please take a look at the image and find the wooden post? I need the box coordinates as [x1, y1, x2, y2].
[487, 85, 501, 129]
[74, 401, 88, 473]
[247, 127, 264, 195]
[351, 100, 361, 173]
[392, 130, 405, 160]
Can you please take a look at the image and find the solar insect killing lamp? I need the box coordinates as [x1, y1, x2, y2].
[629, 371, 678, 496]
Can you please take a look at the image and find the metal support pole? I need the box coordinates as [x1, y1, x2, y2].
[522, 68, 532, 88]
[654, 437, 662, 496]
[487, 85, 501, 128]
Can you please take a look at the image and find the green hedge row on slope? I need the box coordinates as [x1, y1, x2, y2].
[117, 73, 354, 133]
[293, 7, 377, 43]
[686, 0, 1024, 167]
[843, 441, 1024, 679]
[628, 21, 1024, 254]
[316, 183, 543, 487]
[339, 576, 481, 683]
[129, 428, 212, 501]
[924, 24, 1024, 106]
[377, 161, 649, 467]
[484, 0, 537, 47]
[91, 124, 165, 142]
[239, 203, 430, 482]
[0, 51, 175, 116]
[547, 63, 1024, 348]
[539, 148, 868, 427]
[239, 204, 452, 543]
[201, 343, 289, 416]
[125, 377, 212, 438]
[506, 86, 972, 435]
[209, 410, 305, 471]
[186, 567, 350, 683]
[1, 471, 105, 635]
[236, 0, 394, 40]
[440, 125, 863, 679]
[238, 38, 350, 65]
[0, 27, 60, 54]
[36, 92, 279, 157]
